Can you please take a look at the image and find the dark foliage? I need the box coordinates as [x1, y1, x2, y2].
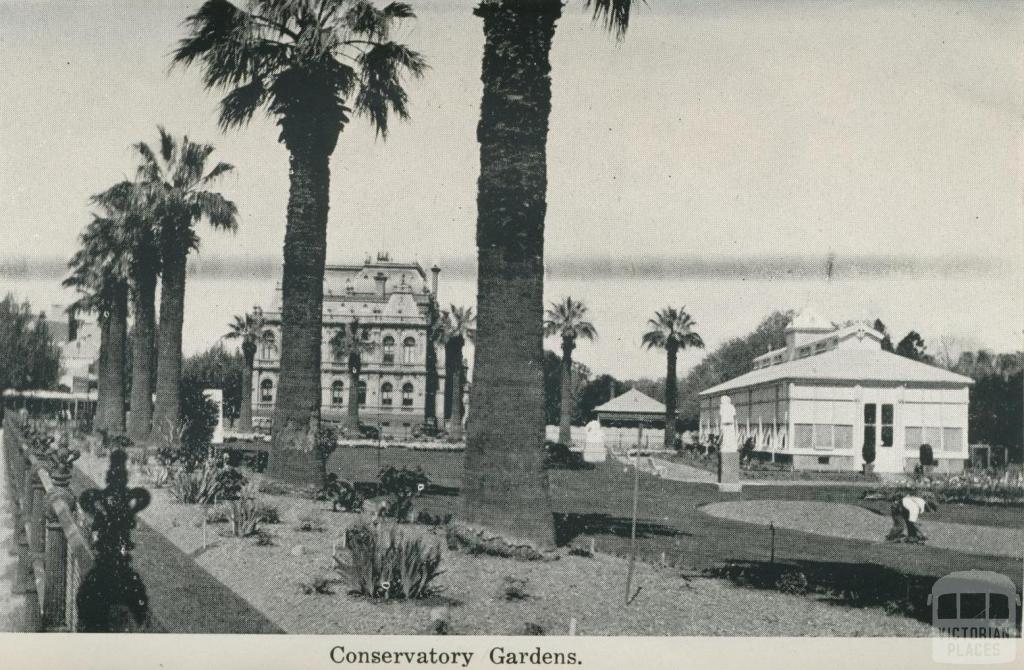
[543, 441, 592, 470]
[182, 343, 244, 419]
[0, 294, 62, 393]
[378, 465, 430, 521]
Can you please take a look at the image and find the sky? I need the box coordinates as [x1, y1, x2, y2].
[1, 0, 1021, 379]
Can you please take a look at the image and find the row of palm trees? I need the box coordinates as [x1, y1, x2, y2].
[69, 0, 645, 549]
[65, 130, 237, 444]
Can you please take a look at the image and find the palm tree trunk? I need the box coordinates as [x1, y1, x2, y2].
[425, 322, 439, 429]
[461, 0, 560, 550]
[128, 267, 156, 442]
[269, 142, 332, 483]
[103, 287, 129, 434]
[151, 236, 187, 440]
[238, 350, 254, 432]
[558, 338, 574, 446]
[448, 346, 464, 441]
[345, 362, 360, 434]
[664, 343, 678, 449]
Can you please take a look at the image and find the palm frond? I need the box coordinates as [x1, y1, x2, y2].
[353, 40, 426, 138]
[585, 0, 640, 40]
[193, 190, 239, 231]
[219, 78, 268, 129]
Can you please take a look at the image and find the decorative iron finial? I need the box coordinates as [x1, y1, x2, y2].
[76, 449, 151, 632]
[45, 433, 80, 489]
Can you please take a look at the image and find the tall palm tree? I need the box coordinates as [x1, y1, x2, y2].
[173, 1, 427, 483]
[134, 128, 238, 440]
[64, 214, 131, 434]
[462, 0, 636, 549]
[436, 306, 475, 441]
[642, 307, 704, 450]
[225, 307, 267, 432]
[328, 319, 375, 435]
[91, 181, 162, 442]
[544, 297, 596, 447]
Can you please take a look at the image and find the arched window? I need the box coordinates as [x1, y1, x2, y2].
[260, 379, 274, 403]
[358, 380, 367, 405]
[382, 336, 395, 365]
[402, 336, 416, 364]
[402, 382, 414, 407]
[331, 380, 344, 406]
[381, 382, 393, 406]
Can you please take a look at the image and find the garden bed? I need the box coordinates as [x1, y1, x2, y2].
[71, 450, 936, 636]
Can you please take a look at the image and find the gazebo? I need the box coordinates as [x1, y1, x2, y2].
[594, 388, 666, 451]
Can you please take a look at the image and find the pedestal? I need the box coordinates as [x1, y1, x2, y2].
[718, 450, 741, 493]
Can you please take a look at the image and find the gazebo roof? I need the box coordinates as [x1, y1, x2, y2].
[595, 388, 665, 416]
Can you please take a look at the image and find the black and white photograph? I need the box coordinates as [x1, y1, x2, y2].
[0, 0, 1021, 666]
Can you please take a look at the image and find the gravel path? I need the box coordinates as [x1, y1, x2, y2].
[702, 500, 1024, 558]
[0, 429, 24, 631]
[69, 451, 938, 636]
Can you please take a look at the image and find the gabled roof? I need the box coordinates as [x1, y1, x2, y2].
[595, 388, 666, 415]
[700, 348, 974, 396]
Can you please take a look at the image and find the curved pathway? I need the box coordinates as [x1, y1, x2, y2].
[702, 500, 1023, 558]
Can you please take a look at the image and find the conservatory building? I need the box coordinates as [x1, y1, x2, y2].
[698, 311, 974, 474]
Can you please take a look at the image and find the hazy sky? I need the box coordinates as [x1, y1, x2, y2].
[1, 0, 1021, 378]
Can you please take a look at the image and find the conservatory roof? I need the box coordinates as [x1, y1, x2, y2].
[700, 348, 974, 396]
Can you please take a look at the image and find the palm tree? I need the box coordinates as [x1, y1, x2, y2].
[462, 0, 636, 549]
[436, 306, 475, 441]
[91, 181, 162, 442]
[64, 214, 132, 434]
[544, 297, 596, 447]
[173, 1, 427, 483]
[134, 128, 238, 440]
[328, 319, 375, 435]
[642, 307, 705, 450]
[225, 307, 267, 432]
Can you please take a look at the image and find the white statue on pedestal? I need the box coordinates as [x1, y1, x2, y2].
[583, 419, 607, 463]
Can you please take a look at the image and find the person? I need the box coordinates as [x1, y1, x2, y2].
[886, 493, 938, 543]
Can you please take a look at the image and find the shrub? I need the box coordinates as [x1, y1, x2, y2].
[334, 521, 444, 600]
[775, 570, 809, 596]
[415, 511, 452, 527]
[919, 444, 935, 467]
[543, 441, 590, 470]
[170, 459, 222, 504]
[862, 441, 876, 466]
[503, 576, 530, 601]
[256, 478, 292, 496]
[739, 437, 756, 462]
[445, 524, 546, 561]
[139, 464, 173, 489]
[205, 504, 231, 524]
[864, 471, 1023, 506]
[523, 622, 545, 636]
[316, 473, 365, 512]
[254, 529, 274, 546]
[215, 464, 248, 501]
[378, 466, 430, 522]
[567, 546, 593, 558]
[257, 502, 281, 524]
[315, 425, 339, 479]
[229, 491, 263, 538]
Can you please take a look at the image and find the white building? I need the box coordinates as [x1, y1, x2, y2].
[698, 311, 974, 474]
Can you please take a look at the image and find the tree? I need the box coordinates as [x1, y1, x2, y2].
[0, 295, 61, 397]
[642, 307, 704, 449]
[895, 330, 932, 363]
[173, 0, 427, 484]
[134, 128, 238, 441]
[462, 0, 636, 551]
[181, 343, 246, 421]
[91, 181, 162, 442]
[436, 306, 476, 441]
[224, 308, 267, 431]
[576, 373, 628, 424]
[64, 211, 132, 433]
[328, 319, 375, 435]
[873, 318, 894, 352]
[543, 297, 596, 446]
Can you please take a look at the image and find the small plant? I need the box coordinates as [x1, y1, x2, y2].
[446, 523, 545, 561]
[378, 466, 430, 522]
[502, 576, 530, 601]
[775, 570, 809, 596]
[139, 464, 173, 489]
[523, 622, 545, 636]
[415, 511, 452, 526]
[432, 619, 451, 635]
[169, 459, 222, 504]
[254, 529, 274, 546]
[567, 546, 593, 558]
[296, 513, 326, 533]
[257, 502, 281, 524]
[317, 473, 365, 512]
[301, 575, 336, 595]
[205, 504, 231, 524]
[215, 463, 248, 500]
[739, 437, 756, 463]
[919, 443, 935, 468]
[229, 496, 263, 538]
[334, 521, 444, 600]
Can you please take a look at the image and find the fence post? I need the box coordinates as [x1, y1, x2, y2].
[13, 447, 34, 596]
[24, 467, 46, 632]
[44, 435, 79, 630]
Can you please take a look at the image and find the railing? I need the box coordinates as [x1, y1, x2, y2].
[3, 414, 95, 632]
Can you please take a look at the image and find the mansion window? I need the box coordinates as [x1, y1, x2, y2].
[260, 379, 274, 402]
[382, 336, 395, 365]
[402, 337, 416, 364]
[331, 381, 344, 406]
[262, 330, 276, 356]
[358, 380, 367, 405]
[381, 382, 393, 406]
[402, 382, 414, 407]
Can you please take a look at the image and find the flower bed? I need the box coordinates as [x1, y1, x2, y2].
[863, 469, 1024, 506]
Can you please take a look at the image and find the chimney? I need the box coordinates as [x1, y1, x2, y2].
[374, 272, 388, 299]
[430, 264, 441, 297]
